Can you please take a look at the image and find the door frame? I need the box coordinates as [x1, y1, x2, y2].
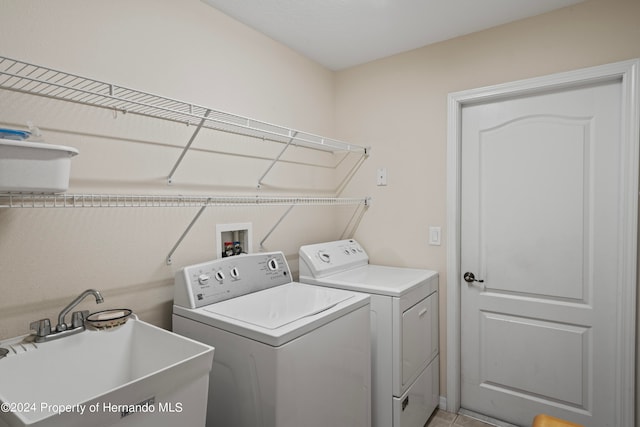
[446, 59, 639, 425]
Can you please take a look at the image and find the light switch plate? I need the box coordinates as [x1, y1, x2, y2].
[429, 226, 441, 246]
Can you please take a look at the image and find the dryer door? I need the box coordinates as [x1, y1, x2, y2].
[401, 292, 438, 391]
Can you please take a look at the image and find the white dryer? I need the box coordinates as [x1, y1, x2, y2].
[299, 239, 439, 427]
[172, 251, 371, 427]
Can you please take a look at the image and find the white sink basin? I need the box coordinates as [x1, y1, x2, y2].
[0, 319, 214, 427]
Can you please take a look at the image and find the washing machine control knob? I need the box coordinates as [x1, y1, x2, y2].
[267, 258, 279, 271]
[215, 271, 225, 282]
[230, 267, 240, 279]
[198, 274, 210, 285]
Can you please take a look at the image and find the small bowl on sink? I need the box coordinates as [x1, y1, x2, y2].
[85, 309, 133, 329]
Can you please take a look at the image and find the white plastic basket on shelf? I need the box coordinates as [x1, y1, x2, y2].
[0, 139, 79, 193]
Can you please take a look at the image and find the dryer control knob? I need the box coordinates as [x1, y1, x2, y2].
[230, 267, 240, 279]
[318, 251, 331, 263]
[215, 271, 225, 282]
[198, 274, 210, 285]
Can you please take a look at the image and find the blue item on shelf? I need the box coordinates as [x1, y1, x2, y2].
[0, 128, 31, 141]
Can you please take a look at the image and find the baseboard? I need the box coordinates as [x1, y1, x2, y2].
[439, 395, 447, 410]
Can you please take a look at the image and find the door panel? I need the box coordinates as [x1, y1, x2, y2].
[480, 117, 588, 300]
[481, 312, 589, 407]
[460, 80, 622, 426]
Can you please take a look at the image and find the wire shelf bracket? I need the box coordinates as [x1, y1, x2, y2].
[259, 205, 295, 248]
[167, 109, 212, 185]
[257, 131, 298, 189]
[166, 200, 211, 265]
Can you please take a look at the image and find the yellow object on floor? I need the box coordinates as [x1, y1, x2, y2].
[532, 414, 584, 427]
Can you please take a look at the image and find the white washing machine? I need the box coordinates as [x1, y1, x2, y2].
[172, 251, 371, 427]
[299, 239, 439, 427]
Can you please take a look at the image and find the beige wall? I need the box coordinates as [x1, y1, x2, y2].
[0, 0, 348, 338]
[334, 0, 640, 400]
[1, 0, 639, 416]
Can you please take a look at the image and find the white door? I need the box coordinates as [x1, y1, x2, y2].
[459, 79, 627, 426]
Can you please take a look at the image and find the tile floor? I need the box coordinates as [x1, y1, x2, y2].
[425, 409, 495, 427]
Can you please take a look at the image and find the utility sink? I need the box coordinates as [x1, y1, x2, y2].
[0, 319, 214, 427]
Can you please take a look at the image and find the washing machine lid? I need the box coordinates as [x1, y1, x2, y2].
[204, 282, 353, 329]
[302, 264, 438, 297]
[175, 282, 369, 346]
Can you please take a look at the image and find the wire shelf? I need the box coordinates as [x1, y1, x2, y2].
[0, 56, 372, 261]
[0, 56, 366, 153]
[0, 193, 371, 209]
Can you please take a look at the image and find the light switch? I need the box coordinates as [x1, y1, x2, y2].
[429, 226, 441, 246]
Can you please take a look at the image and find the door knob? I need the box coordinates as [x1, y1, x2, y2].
[463, 272, 484, 283]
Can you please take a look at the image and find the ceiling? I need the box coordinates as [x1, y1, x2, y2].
[201, 0, 584, 70]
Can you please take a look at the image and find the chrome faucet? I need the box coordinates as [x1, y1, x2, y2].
[56, 289, 104, 332]
[30, 289, 104, 343]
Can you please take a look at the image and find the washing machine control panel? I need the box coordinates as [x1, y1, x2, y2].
[299, 239, 369, 278]
[174, 252, 292, 309]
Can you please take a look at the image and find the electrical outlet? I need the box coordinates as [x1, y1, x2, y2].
[377, 167, 387, 186]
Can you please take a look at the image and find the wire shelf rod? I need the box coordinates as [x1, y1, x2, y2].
[0, 193, 370, 209]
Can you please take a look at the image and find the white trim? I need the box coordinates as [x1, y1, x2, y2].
[446, 59, 639, 425]
[446, 87, 463, 413]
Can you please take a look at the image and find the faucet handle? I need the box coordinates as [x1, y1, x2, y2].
[71, 310, 90, 329]
[29, 318, 51, 337]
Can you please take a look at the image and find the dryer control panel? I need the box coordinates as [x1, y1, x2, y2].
[299, 239, 369, 278]
[174, 252, 291, 309]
